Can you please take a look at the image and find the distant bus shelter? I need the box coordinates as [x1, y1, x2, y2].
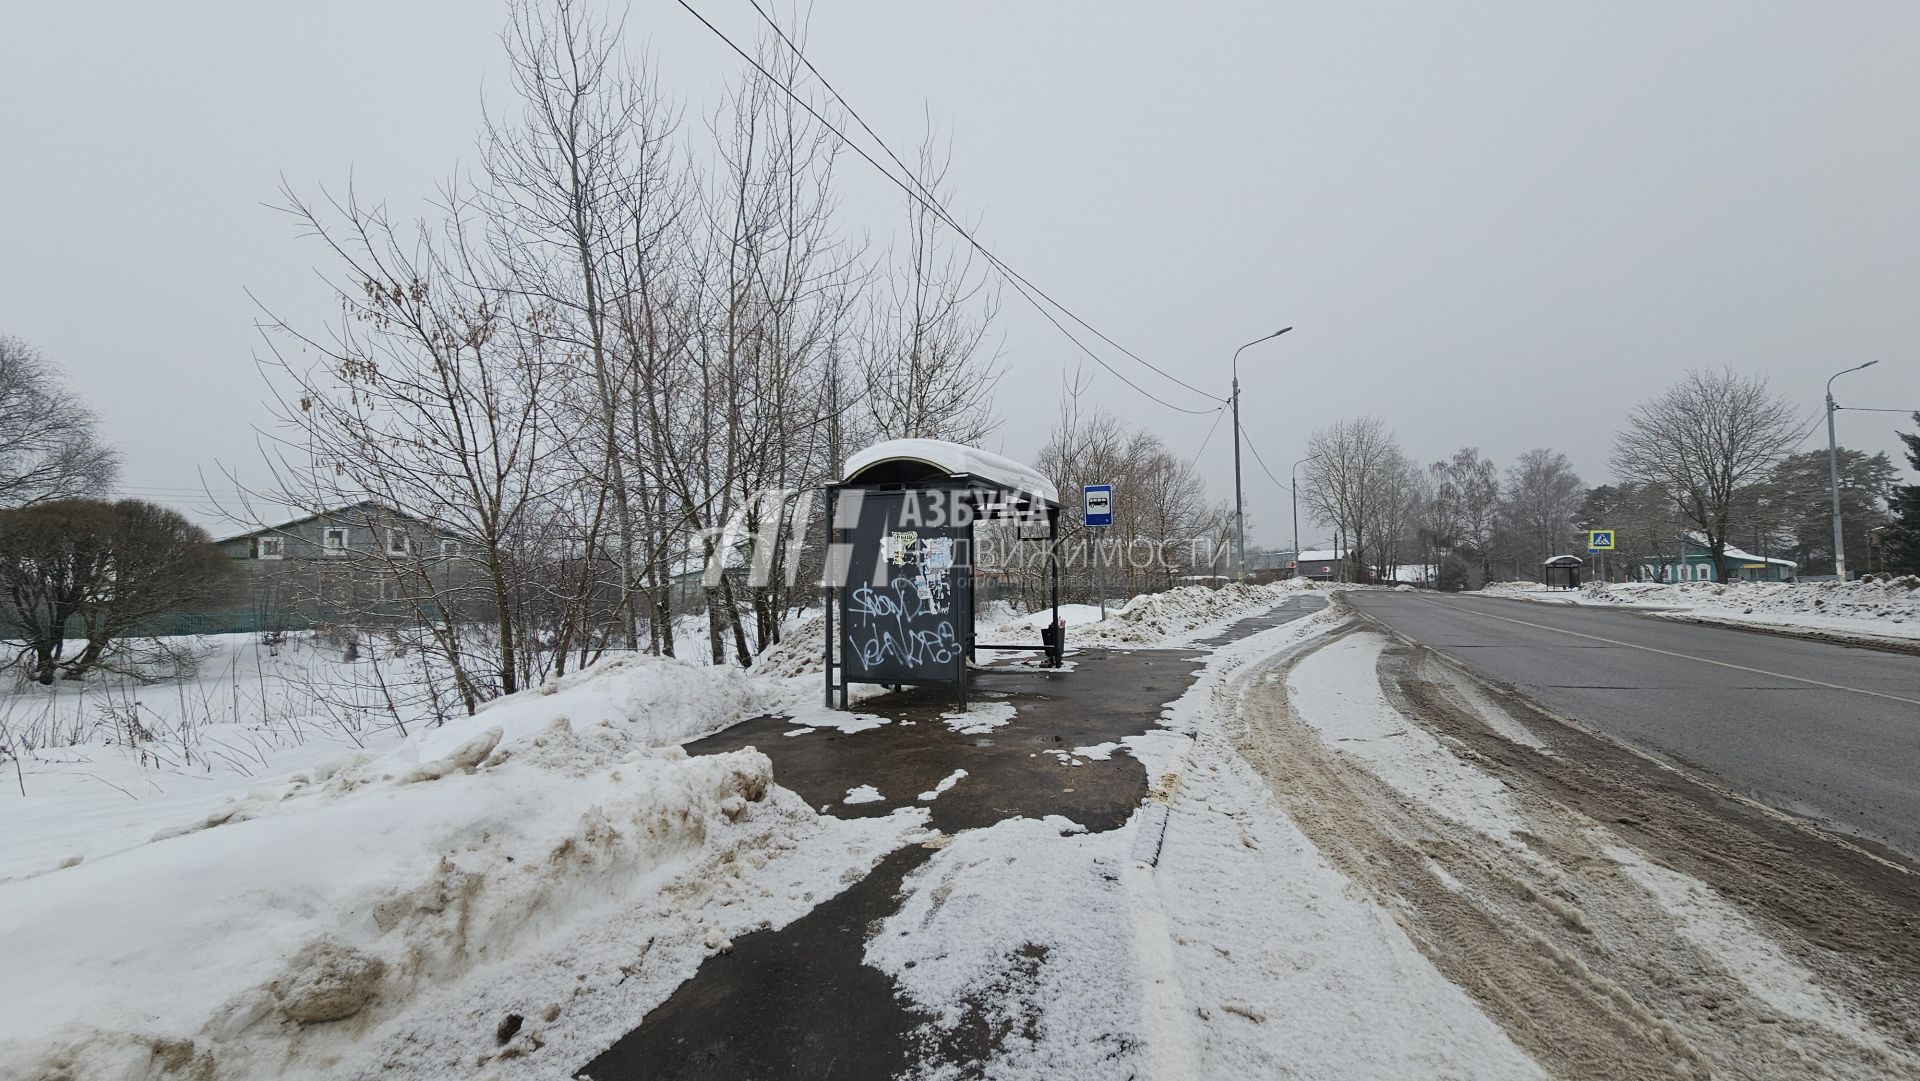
[824, 439, 1063, 709]
[1543, 554, 1584, 590]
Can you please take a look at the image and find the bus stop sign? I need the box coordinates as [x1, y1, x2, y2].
[1084, 484, 1113, 527]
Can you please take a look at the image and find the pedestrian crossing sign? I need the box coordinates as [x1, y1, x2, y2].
[1587, 529, 1615, 551]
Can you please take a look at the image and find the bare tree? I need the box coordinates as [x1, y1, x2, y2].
[1371, 455, 1420, 581]
[1502, 448, 1584, 563]
[1414, 460, 1460, 585]
[1611, 368, 1805, 582]
[481, 0, 678, 661]
[1034, 375, 1225, 601]
[0, 335, 120, 508]
[1302, 417, 1405, 582]
[1442, 447, 1501, 584]
[261, 178, 563, 709]
[860, 122, 1003, 444]
[253, 0, 994, 688]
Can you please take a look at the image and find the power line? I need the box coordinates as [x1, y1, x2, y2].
[1788, 411, 1828, 450]
[742, 0, 1223, 407]
[676, 0, 1221, 416]
[1244, 436, 1293, 495]
[1190, 405, 1227, 461]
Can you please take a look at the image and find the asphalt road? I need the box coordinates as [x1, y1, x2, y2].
[1348, 590, 1920, 861]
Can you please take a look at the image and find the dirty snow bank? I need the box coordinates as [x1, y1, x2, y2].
[1482, 576, 1920, 642]
[0, 652, 864, 1081]
[990, 579, 1326, 650]
[3, 651, 784, 882]
[1285, 633, 1532, 843]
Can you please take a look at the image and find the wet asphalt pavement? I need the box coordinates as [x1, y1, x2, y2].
[575, 594, 1325, 1081]
[1348, 590, 1920, 859]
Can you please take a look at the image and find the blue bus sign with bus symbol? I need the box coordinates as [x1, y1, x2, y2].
[1084, 485, 1113, 527]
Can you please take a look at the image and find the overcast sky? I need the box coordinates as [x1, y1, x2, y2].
[4, 1, 1916, 547]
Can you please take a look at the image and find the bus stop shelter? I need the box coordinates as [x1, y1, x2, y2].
[824, 439, 1062, 709]
[1543, 554, 1584, 590]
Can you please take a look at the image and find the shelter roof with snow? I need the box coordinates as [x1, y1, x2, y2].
[842, 439, 1059, 506]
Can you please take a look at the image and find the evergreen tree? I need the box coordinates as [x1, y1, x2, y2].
[1884, 414, 1920, 574]
[1762, 447, 1897, 574]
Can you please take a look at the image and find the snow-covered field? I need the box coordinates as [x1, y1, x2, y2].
[1481, 575, 1920, 644]
[0, 629, 932, 1080]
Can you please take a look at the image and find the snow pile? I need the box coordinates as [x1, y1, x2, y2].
[1483, 575, 1920, 642]
[0, 652, 809, 1081]
[1065, 579, 1322, 648]
[750, 610, 830, 678]
[495, 650, 785, 745]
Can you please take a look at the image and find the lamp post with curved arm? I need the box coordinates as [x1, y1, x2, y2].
[1232, 327, 1291, 581]
[1825, 360, 1878, 580]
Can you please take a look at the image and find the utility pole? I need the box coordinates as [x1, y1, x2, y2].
[1232, 327, 1291, 582]
[1825, 360, 1878, 581]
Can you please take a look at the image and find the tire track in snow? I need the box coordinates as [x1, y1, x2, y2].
[1225, 620, 1920, 1081]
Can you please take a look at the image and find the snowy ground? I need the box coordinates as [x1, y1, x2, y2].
[0, 628, 928, 1080]
[857, 594, 1919, 1079]
[1481, 575, 1920, 644]
[863, 605, 1556, 1080]
[7, 577, 1910, 1080]
[0, 581, 1306, 1079]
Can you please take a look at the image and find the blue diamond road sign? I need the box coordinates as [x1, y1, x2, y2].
[1084, 484, 1113, 527]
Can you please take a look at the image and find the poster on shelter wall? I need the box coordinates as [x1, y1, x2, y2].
[841, 491, 969, 685]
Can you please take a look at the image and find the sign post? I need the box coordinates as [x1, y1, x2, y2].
[1085, 485, 1113, 618]
[1587, 528, 1615, 584]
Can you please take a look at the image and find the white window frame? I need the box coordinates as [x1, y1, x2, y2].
[322, 527, 350, 554]
[439, 538, 462, 560]
[386, 529, 411, 558]
[257, 536, 285, 560]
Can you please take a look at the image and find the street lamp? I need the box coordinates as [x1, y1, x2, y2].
[1825, 360, 1878, 581]
[1232, 327, 1292, 581]
[1291, 453, 1319, 575]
